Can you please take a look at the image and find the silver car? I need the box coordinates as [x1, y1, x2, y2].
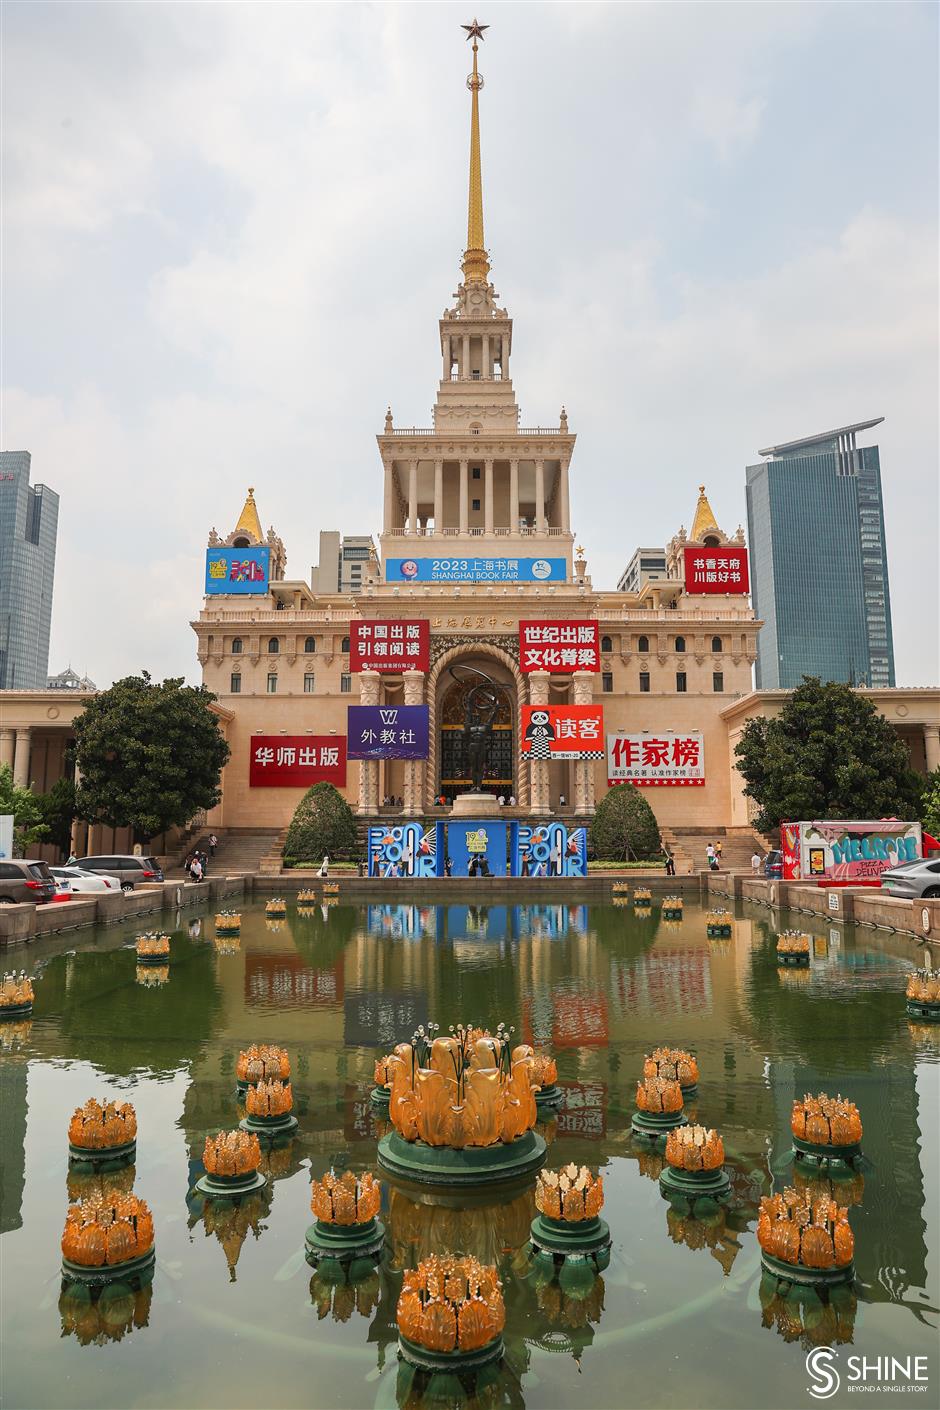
[880, 857, 940, 899]
[49, 866, 120, 895]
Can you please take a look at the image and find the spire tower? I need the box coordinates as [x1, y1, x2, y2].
[461, 18, 490, 285]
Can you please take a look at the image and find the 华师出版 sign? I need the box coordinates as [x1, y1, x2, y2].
[386, 556, 567, 583]
[249, 734, 346, 787]
[205, 546, 270, 595]
[347, 705, 430, 759]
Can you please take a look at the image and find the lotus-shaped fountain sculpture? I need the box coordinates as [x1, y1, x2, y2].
[757, 1187, 854, 1286]
[530, 1164, 611, 1266]
[396, 1254, 505, 1370]
[240, 1079, 298, 1138]
[135, 933, 170, 965]
[906, 968, 940, 1020]
[236, 1044, 290, 1092]
[791, 1092, 863, 1169]
[68, 1098, 138, 1168]
[196, 1129, 266, 1197]
[305, 1170, 384, 1264]
[61, 1192, 155, 1284]
[660, 1124, 731, 1203]
[776, 930, 811, 966]
[0, 970, 34, 1017]
[632, 1076, 688, 1142]
[643, 1046, 699, 1097]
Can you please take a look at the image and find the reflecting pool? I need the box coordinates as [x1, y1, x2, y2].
[1, 899, 937, 1409]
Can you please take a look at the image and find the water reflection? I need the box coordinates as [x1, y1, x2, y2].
[59, 1280, 153, 1346]
[188, 1189, 272, 1281]
[387, 1186, 535, 1269]
[759, 1274, 858, 1347]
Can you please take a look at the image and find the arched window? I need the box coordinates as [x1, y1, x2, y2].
[601, 635, 613, 653]
[304, 636, 316, 654]
[267, 637, 280, 654]
[341, 636, 351, 653]
[231, 637, 243, 655]
[711, 636, 723, 653]
[637, 635, 649, 654]
[675, 636, 686, 653]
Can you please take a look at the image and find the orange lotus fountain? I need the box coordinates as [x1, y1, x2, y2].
[643, 1046, 699, 1098]
[906, 967, 940, 1021]
[240, 1078, 298, 1138]
[791, 1092, 863, 1170]
[0, 970, 34, 1018]
[235, 1044, 291, 1094]
[305, 1170, 385, 1265]
[631, 1075, 688, 1142]
[757, 1187, 854, 1288]
[396, 1254, 505, 1370]
[196, 1129, 266, 1197]
[529, 1164, 611, 1268]
[659, 1124, 730, 1204]
[776, 930, 811, 966]
[135, 933, 170, 966]
[68, 1099, 137, 1169]
[61, 1191, 155, 1285]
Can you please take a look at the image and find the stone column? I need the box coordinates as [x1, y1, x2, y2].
[403, 670, 425, 816]
[484, 459, 494, 534]
[558, 460, 571, 533]
[357, 672, 381, 816]
[383, 463, 394, 534]
[527, 672, 551, 816]
[509, 459, 519, 529]
[481, 332, 490, 378]
[925, 723, 940, 773]
[500, 333, 509, 377]
[407, 461, 418, 534]
[459, 460, 469, 534]
[433, 460, 443, 533]
[13, 728, 31, 788]
[442, 337, 450, 380]
[462, 333, 470, 377]
[572, 671, 597, 815]
[535, 460, 546, 532]
[0, 728, 14, 769]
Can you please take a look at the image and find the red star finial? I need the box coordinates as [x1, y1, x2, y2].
[461, 18, 489, 42]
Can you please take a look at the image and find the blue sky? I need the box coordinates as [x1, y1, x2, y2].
[3, 1, 937, 686]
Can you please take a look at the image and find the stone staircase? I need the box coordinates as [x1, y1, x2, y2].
[167, 829, 282, 877]
[660, 825, 770, 875]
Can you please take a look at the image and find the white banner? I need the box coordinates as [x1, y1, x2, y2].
[607, 731, 705, 787]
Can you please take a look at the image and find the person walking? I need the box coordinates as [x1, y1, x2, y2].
[750, 851, 762, 875]
[705, 843, 716, 869]
[444, 856, 453, 878]
[663, 847, 675, 877]
[317, 854, 330, 878]
[208, 833, 218, 856]
[714, 839, 723, 864]
[508, 794, 517, 808]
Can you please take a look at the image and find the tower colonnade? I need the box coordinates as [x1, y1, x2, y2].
[382, 455, 571, 537]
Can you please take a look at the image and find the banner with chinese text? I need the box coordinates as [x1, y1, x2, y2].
[518, 620, 599, 672]
[347, 705, 430, 759]
[205, 545, 270, 595]
[607, 731, 704, 785]
[249, 735, 346, 787]
[520, 705, 604, 760]
[683, 546, 749, 594]
[386, 556, 566, 583]
[350, 619, 429, 673]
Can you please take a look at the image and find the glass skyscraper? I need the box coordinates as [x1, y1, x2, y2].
[0, 451, 59, 689]
[745, 419, 895, 689]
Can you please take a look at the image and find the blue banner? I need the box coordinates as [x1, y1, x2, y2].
[446, 820, 508, 877]
[385, 556, 567, 583]
[348, 705, 430, 759]
[205, 546, 270, 595]
[511, 821, 588, 877]
[367, 821, 438, 877]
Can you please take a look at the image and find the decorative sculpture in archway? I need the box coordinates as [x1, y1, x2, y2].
[447, 665, 506, 794]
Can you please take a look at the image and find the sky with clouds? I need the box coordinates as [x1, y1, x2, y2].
[4, 1, 937, 688]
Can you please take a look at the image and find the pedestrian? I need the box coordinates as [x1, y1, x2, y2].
[357, 858, 365, 877]
[66, 851, 77, 866]
[714, 839, 723, 863]
[508, 794, 516, 808]
[444, 856, 453, 877]
[480, 858, 491, 877]
[208, 833, 218, 856]
[190, 855, 203, 883]
[498, 794, 506, 807]
[200, 850, 209, 877]
[663, 847, 675, 877]
[520, 849, 530, 878]
[705, 843, 715, 868]
[318, 854, 330, 878]
[750, 851, 762, 875]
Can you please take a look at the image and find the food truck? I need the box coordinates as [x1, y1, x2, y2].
[780, 820, 923, 886]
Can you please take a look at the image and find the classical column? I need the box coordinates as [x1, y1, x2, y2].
[535, 460, 546, 532]
[925, 723, 940, 773]
[484, 459, 494, 534]
[527, 672, 551, 816]
[357, 672, 382, 816]
[572, 671, 597, 815]
[407, 460, 418, 534]
[442, 337, 450, 380]
[433, 460, 443, 533]
[509, 459, 519, 529]
[558, 459, 571, 533]
[459, 460, 469, 534]
[462, 333, 470, 377]
[13, 728, 31, 788]
[403, 669, 425, 816]
[500, 333, 509, 377]
[383, 463, 394, 534]
[0, 728, 14, 769]
[481, 332, 490, 378]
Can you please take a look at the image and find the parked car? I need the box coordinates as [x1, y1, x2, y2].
[52, 875, 73, 902]
[49, 866, 119, 895]
[764, 849, 783, 880]
[879, 858, 940, 899]
[76, 855, 165, 891]
[0, 859, 57, 905]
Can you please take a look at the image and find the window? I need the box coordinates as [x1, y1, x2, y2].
[711, 636, 723, 653]
[340, 674, 352, 693]
[266, 674, 278, 693]
[231, 637, 243, 655]
[637, 635, 649, 654]
[713, 672, 724, 692]
[601, 635, 613, 653]
[267, 637, 280, 654]
[304, 673, 316, 693]
[341, 636, 350, 653]
[602, 672, 613, 693]
[230, 673, 241, 694]
[304, 636, 316, 653]
[674, 636, 686, 653]
[676, 672, 687, 692]
[472, 467, 481, 479]
[472, 498, 481, 511]
[639, 672, 650, 693]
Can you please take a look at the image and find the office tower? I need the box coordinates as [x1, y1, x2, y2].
[0, 451, 59, 689]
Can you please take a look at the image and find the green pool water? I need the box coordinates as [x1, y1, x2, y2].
[0, 899, 937, 1410]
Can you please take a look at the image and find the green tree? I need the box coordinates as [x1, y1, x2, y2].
[72, 672, 230, 842]
[920, 769, 940, 839]
[734, 677, 923, 834]
[0, 763, 48, 855]
[590, 783, 661, 861]
[39, 775, 77, 856]
[283, 782, 358, 863]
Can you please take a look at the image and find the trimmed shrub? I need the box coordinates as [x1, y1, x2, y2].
[283, 783, 358, 864]
[591, 784, 661, 861]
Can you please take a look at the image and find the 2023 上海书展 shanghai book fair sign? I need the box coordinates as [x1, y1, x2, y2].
[205, 545, 270, 594]
[385, 556, 567, 583]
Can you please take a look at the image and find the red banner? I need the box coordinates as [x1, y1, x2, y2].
[521, 705, 604, 760]
[552, 995, 609, 1048]
[683, 545, 749, 594]
[519, 620, 599, 672]
[350, 619, 429, 672]
[607, 731, 704, 786]
[244, 954, 343, 1006]
[249, 734, 346, 787]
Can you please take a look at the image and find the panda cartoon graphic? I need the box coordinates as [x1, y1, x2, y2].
[524, 708, 556, 760]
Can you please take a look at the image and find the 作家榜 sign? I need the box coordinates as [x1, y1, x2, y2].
[607, 731, 705, 786]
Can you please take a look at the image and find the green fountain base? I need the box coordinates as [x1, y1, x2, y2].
[534, 1084, 563, 1109]
[398, 1332, 504, 1374]
[529, 1212, 611, 1259]
[791, 1134, 863, 1170]
[662, 908, 683, 920]
[136, 952, 169, 966]
[631, 1109, 688, 1143]
[195, 1168, 267, 1199]
[777, 952, 809, 967]
[68, 1139, 136, 1171]
[760, 1250, 854, 1290]
[659, 1163, 731, 1202]
[0, 1001, 33, 1020]
[377, 1129, 546, 1188]
[239, 1113, 298, 1140]
[304, 1216, 385, 1265]
[369, 1085, 391, 1111]
[61, 1246, 156, 1287]
[906, 999, 940, 1022]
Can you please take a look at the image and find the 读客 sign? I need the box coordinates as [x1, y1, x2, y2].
[350, 620, 429, 673]
[607, 731, 705, 786]
[683, 546, 749, 595]
[519, 620, 599, 672]
[520, 705, 604, 760]
[205, 546, 270, 595]
[347, 705, 430, 759]
[249, 735, 346, 787]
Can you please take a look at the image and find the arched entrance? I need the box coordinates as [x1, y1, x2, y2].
[438, 675, 513, 802]
[426, 644, 527, 809]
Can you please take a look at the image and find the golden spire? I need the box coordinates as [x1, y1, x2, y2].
[691, 484, 720, 541]
[461, 18, 490, 285]
[234, 486, 263, 543]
